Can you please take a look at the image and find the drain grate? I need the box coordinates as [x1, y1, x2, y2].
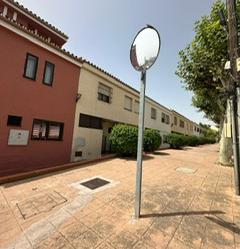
[80, 177, 110, 190]
[175, 167, 197, 174]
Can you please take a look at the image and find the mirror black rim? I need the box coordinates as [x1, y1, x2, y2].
[130, 25, 161, 72]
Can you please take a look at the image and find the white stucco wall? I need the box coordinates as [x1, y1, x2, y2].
[71, 63, 172, 161]
[71, 127, 103, 161]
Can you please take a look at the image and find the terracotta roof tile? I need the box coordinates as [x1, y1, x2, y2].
[0, 2, 173, 115]
[0, 13, 82, 63]
[5, 0, 68, 39]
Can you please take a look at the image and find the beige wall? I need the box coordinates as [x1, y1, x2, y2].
[71, 63, 172, 161]
[193, 123, 201, 137]
[145, 100, 171, 146]
[171, 111, 197, 136]
[75, 64, 139, 126]
[71, 127, 103, 161]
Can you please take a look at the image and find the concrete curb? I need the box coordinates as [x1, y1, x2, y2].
[0, 154, 116, 184]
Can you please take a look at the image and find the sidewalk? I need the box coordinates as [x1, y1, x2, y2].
[0, 144, 239, 249]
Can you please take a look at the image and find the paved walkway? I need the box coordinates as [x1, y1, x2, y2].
[0, 144, 239, 249]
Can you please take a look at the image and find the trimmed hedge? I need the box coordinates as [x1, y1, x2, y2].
[186, 136, 199, 147]
[166, 133, 216, 149]
[109, 124, 161, 156]
[198, 136, 216, 145]
[109, 124, 138, 156]
[165, 134, 186, 149]
[143, 129, 162, 152]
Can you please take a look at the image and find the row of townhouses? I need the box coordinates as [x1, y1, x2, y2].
[0, 0, 202, 178]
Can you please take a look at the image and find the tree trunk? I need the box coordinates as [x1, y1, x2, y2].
[219, 130, 233, 165]
[219, 102, 233, 166]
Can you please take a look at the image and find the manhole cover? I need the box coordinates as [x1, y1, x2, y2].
[175, 167, 197, 174]
[80, 177, 110, 190]
[16, 191, 67, 219]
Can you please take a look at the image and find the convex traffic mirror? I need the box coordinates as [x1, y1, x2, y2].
[130, 25, 160, 72]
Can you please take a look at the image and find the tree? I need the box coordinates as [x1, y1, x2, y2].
[199, 123, 219, 140]
[176, 0, 233, 165]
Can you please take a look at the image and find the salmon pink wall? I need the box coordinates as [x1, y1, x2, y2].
[0, 26, 80, 177]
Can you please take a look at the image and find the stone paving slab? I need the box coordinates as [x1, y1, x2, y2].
[0, 144, 239, 249]
[16, 191, 67, 219]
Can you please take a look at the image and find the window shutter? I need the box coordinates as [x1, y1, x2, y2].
[48, 124, 61, 139]
[98, 83, 111, 97]
[32, 121, 46, 139]
[134, 101, 139, 113]
[124, 96, 132, 110]
[32, 123, 41, 138]
[151, 108, 156, 119]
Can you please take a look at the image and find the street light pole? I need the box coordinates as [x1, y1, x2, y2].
[227, 0, 240, 195]
[135, 71, 146, 219]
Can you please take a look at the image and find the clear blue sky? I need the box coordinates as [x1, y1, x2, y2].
[18, 0, 216, 125]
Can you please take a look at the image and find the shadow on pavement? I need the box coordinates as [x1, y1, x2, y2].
[153, 151, 170, 156]
[206, 215, 240, 235]
[121, 155, 155, 161]
[182, 147, 194, 151]
[140, 210, 224, 218]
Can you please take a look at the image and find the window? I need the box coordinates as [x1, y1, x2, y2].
[7, 115, 22, 126]
[32, 120, 47, 139]
[24, 53, 38, 80]
[151, 108, 157, 119]
[161, 113, 165, 123]
[79, 114, 102, 129]
[180, 120, 185, 128]
[32, 119, 64, 140]
[98, 83, 112, 103]
[43, 61, 55, 85]
[174, 117, 177, 125]
[161, 113, 170, 124]
[134, 100, 139, 113]
[166, 115, 170, 124]
[75, 151, 82, 157]
[124, 96, 132, 111]
[48, 123, 61, 139]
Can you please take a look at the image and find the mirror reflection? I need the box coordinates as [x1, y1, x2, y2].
[130, 27, 160, 71]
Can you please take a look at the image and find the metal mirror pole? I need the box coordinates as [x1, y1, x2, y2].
[135, 70, 146, 219]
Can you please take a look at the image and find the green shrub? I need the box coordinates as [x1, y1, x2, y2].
[166, 133, 216, 149]
[165, 133, 186, 149]
[198, 136, 209, 145]
[144, 129, 162, 152]
[109, 124, 161, 156]
[198, 136, 216, 144]
[109, 124, 138, 156]
[186, 136, 199, 147]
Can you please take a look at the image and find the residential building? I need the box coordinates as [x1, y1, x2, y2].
[171, 110, 201, 136]
[0, 0, 203, 178]
[193, 123, 202, 137]
[0, 0, 81, 177]
[71, 62, 172, 162]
